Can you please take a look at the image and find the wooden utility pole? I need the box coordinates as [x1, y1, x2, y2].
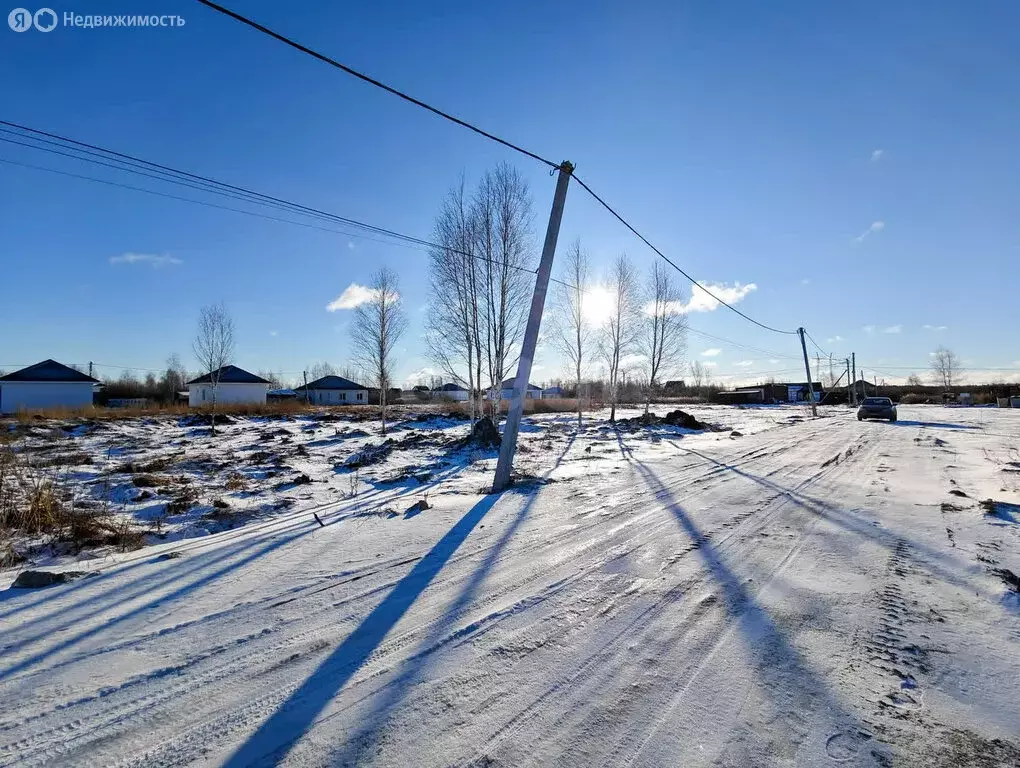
[493, 161, 574, 491]
[851, 353, 857, 405]
[88, 361, 93, 378]
[797, 327, 818, 417]
[846, 359, 852, 406]
[303, 370, 309, 405]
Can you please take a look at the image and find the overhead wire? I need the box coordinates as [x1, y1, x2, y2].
[0, 123, 579, 289]
[190, 0, 802, 339]
[192, 0, 559, 170]
[803, 330, 830, 358]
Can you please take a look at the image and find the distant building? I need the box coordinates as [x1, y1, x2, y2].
[295, 375, 368, 405]
[487, 379, 542, 401]
[432, 382, 469, 402]
[541, 385, 566, 399]
[663, 380, 687, 395]
[716, 387, 766, 405]
[187, 366, 271, 407]
[0, 359, 100, 413]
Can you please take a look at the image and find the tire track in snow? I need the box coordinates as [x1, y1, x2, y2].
[0, 417, 855, 767]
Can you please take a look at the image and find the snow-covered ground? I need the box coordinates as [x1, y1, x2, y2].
[1, 404, 1018, 766]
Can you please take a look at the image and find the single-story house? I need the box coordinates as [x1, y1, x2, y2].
[541, 385, 566, 399]
[187, 366, 271, 407]
[486, 379, 542, 401]
[0, 359, 100, 413]
[786, 382, 824, 403]
[295, 375, 368, 405]
[433, 382, 469, 401]
[716, 387, 766, 405]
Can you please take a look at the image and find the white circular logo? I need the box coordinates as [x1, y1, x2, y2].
[8, 7, 33, 31]
[33, 7, 56, 31]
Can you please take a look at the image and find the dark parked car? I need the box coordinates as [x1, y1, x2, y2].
[858, 397, 897, 422]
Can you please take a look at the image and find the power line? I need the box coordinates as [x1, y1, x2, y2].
[193, 0, 559, 170]
[686, 327, 801, 361]
[190, 2, 799, 338]
[0, 122, 575, 288]
[570, 174, 799, 336]
[803, 330, 830, 358]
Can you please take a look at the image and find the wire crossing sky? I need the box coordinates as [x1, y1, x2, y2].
[2, 1, 1017, 385]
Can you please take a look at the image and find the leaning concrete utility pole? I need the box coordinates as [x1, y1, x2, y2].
[493, 161, 574, 492]
[798, 327, 818, 417]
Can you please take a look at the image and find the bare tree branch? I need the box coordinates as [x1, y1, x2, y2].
[192, 303, 235, 435]
[642, 260, 688, 413]
[351, 267, 408, 435]
[929, 346, 962, 388]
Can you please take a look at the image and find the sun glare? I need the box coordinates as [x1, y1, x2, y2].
[582, 285, 615, 325]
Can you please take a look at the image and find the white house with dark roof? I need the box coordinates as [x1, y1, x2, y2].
[0, 359, 99, 413]
[432, 382, 469, 402]
[487, 378, 542, 401]
[187, 365, 270, 407]
[294, 375, 368, 405]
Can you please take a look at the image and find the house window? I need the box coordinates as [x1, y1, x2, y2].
[201, 388, 206, 402]
[340, 392, 346, 402]
[357, 392, 363, 401]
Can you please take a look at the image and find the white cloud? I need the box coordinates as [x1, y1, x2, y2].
[863, 325, 876, 334]
[109, 252, 182, 268]
[922, 324, 948, 331]
[882, 324, 902, 334]
[326, 283, 384, 312]
[701, 348, 722, 357]
[347, 241, 355, 250]
[703, 361, 718, 368]
[734, 360, 754, 367]
[800, 278, 811, 285]
[768, 359, 779, 364]
[684, 282, 757, 313]
[268, 330, 278, 337]
[403, 366, 439, 388]
[870, 149, 884, 163]
[826, 335, 843, 343]
[856, 221, 885, 242]
[618, 353, 647, 370]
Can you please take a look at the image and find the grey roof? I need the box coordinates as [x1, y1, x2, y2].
[187, 365, 271, 385]
[499, 379, 541, 391]
[0, 359, 99, 383]
[296, 375, 367, 391]
[434, 382, 468, 392]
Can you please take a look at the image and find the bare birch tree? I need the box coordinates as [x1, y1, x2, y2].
[352, 267, 407, 436]
[601, 254, 641, 423]
[929, 346, 962, 388]
[474, 163, 534, 416]
[552, 239, 592, 430]
[689, 360, 710, 395]
[163, 353, 187, 403]
[425, 179, 483, 422]
[642, 261, 687, 413]
[192, 303, 235, 435]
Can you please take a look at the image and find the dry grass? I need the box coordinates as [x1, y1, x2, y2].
[0, 438, 146, 556]
[6, 400, 318, 424]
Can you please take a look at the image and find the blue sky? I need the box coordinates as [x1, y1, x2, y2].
[2, 1, 1018, 386]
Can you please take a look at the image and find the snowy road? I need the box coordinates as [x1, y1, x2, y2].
[2, 406, 1018, 767]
